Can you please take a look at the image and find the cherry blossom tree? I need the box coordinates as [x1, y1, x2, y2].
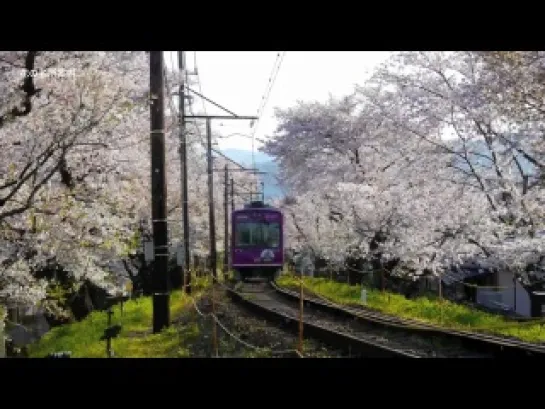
[0, 51, 256, 319]
[263, 51, 545, 287]
[361, 52, 545, 269]
[0, 52, 157, 314]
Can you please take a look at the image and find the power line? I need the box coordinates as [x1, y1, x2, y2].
[255, 52, 286, 123]
[164, 63, 249, 172]
[178, 51, 191, 295]
[248, 52, 286, 190]
[186, 52, 275, 189]
[183, 90, 260, 280]
[168, 53, 265, 230]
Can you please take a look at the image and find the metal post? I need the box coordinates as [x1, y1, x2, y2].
[298, 274, 304, 354]
[178, 51, 191, 295]
[211, 285, 219, 357]
[0, 318, 4, 358]
[206, 118, 217, 279]
[107, 307, 113, 358]
[514, 275, 517, 313]
[184, 110, 257, 281]
[438, 275, 443, 323]
[230, 178, 234, 211]
[261, 181, 264, 202]
[223, 164, 229, 279]
[150, 51, 170, 333]
[230, 177, 235, 272]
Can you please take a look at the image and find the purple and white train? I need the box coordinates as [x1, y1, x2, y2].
[231, 201, 284, 282]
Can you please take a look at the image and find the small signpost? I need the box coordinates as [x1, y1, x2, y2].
[361, 278, 368, 304]
[144, 240, 154, 264]
[101, 295, 129, 358]
[176, 242, 185, 268]
[360, 288, 367, 304]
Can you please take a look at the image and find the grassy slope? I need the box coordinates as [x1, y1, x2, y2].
[277, 275, 545, 343]
[28, 277, 211, 358]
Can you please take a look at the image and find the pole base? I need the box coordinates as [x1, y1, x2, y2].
[153, 292, 170, 333]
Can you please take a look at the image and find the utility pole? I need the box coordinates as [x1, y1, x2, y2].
[229, 177, 234, 272]
[206, 118, 217, 279]
[149, 51, 170, 333]
[178, 50, 191, 294]
[223, 164, 229, 279]
[261, 181, 265, 202]
[230, 178, 234, 211]
[184, 93, 258, 280]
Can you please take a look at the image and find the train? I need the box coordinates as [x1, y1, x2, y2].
[231, 200, 284, 282]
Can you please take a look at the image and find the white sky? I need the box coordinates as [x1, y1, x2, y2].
[165, 51, 391, 152]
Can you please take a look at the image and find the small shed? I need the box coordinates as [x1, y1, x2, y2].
[440, 262, 496, 302]
[530, 291, 545, 318]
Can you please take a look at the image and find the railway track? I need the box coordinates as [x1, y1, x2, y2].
[271, 281, 545, 358]
[223, 280, 495, 358]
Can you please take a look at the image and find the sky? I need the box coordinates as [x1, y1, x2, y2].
[165, 51, 391, 152]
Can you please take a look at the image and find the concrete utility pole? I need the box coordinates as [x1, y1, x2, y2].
[186, 108, 258, 281]
[230, 178, 235, 212]
[149, 51, 170, 333]
[223, 164, 229, 279]
[205, 118, 217, 279]
[177, 50, 191, 294]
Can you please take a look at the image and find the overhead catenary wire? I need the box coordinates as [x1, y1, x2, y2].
[181, 57, 264, 206]
[162, 56, 301, 354]
[186, 53, 285, 194]
[254, 52, 285, 123]
[164, 62, 257, 179]
[249, 52, 286, 172]
[163, 58, 259, 283]
[179, 55, 268, 208]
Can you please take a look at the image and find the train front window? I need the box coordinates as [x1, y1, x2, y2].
[235, 222, 280, 248]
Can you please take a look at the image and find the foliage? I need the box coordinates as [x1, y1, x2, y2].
[28, 276, 211, 357]
[0, 51, 259, 319]
[263, 51, 545, 288]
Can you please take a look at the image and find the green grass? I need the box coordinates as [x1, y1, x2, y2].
[276, 275, 545, 343]
[28, 276, 212, 358]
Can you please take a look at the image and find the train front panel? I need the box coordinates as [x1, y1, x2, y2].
[231, 208, 284, 279]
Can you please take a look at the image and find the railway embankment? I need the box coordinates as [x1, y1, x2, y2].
[275, 275, 545, 344]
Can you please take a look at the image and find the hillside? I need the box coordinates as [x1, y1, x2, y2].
[221, 149, 284, 200]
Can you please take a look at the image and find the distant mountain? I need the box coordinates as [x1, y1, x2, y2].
[220, 149, 273, 166]
[449, 139, 536, 177]
[221, 149, 284, 201]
